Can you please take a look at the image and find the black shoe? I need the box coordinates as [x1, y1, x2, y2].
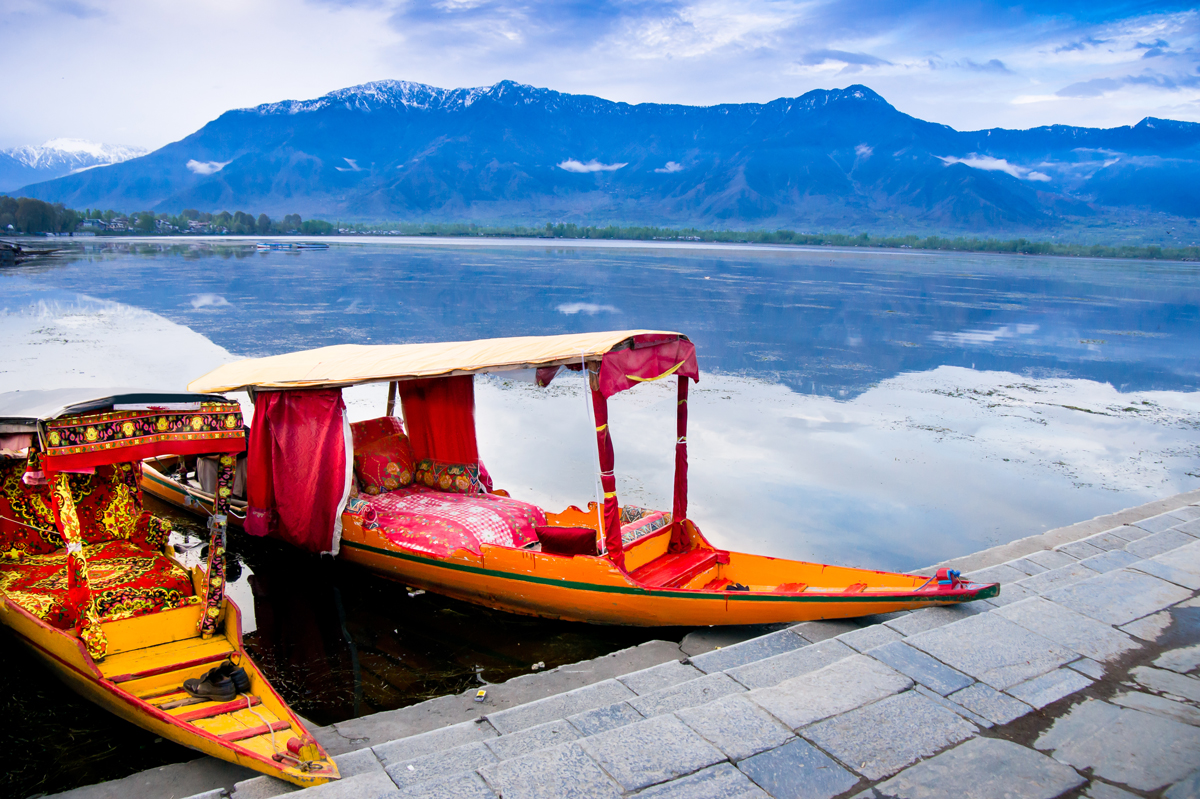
[183, 665, 237, 702]
[207, 657, 252, 692]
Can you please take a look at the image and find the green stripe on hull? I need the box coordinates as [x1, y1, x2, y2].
[340, 540, 998, 604]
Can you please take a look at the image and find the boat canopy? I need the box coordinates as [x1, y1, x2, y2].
[187, 331, 699, 570]
[0, 388, 245, 473]
[0, 388, 227, 432]
[0, 388, 246, 652]
[187, 330, 699, 396]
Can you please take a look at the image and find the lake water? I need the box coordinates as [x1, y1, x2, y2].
[1, 237, 1198, 795]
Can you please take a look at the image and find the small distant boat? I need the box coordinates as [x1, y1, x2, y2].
[255, 242, 328, 251]
[151, 331, 1000, 627]
[0, 389, 338, 787]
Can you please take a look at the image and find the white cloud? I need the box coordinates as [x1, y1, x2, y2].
[938, 154, 1052, 181]
[186, 159, 231, 175]
[654, 160, 684, 173]
[855, 144, 873, 157]
[557, 158, 627, 173]
[189, 293, 232, 309]
[930, 323, 1039, 346]
[335, 157, 365, 172]
[4, 1, 1200, 149]
[556, 302, 619, 315]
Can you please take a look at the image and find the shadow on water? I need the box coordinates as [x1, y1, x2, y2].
[0, 497, 685, 798]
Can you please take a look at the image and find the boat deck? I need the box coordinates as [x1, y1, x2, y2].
[100, 636, 300, 760]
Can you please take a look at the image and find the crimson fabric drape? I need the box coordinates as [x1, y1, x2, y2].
[398, 376, 479, 464]
[245, 389, 347, 553]
[669, 376, 690, 553]
[598, 336, 699, 398]
[590, 381, 624, 570]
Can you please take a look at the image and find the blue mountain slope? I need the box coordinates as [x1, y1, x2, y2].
[17, 80, 1200, 230]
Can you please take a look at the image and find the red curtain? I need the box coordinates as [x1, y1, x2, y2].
[246, 389, 347, 554]
[590, 383, 624, 570]
[398, 376, 479, 464]
[669, 376, 690, 553]
[598, 336, 699, 398]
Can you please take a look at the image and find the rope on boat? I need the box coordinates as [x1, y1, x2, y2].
[241, 692, 282, 757]
[239, 692, 323, 773]
[0, 513, 59, 535]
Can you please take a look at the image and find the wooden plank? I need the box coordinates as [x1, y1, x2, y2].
[194, 707, 280, 736]
[108, 650, 233, 683]
[174, 695, 260, 723]
[220, 721, 291, 742]
[100, 634, 235, 681]
[139, 685, 190, 701]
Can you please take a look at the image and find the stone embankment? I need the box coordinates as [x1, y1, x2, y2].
[51, 489, 1200, 799]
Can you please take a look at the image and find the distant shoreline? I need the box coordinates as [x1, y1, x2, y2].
[10, 231, 1199, 263]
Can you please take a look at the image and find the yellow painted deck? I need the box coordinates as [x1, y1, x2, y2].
[0, 588, 339, 786]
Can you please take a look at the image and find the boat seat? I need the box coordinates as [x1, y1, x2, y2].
[630, 549, 719, 589]
[0, 539, 197, 629]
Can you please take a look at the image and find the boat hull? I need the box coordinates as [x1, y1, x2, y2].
[339, 516, 997, 627]
[141, 460, 997, 627]
[0, 595, 337, 786]
[141, 457, 246, 528]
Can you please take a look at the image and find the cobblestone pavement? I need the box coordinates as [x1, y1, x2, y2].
[180, 499, 1200, 799]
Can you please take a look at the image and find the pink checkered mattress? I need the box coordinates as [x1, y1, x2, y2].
[360, 486, 545, 557]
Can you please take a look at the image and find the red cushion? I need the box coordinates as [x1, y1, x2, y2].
[0, 539, 196, 628]
[414, 458, 483, 495]
[0, 461, 167, 555]
[537, 526, 598, 557]
[351, 417, 416, 495]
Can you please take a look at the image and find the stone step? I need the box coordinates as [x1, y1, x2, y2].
[188, 505, 1200, 799]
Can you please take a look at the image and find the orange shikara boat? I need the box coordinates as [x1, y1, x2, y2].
[158, 331, 997, 626]
[0, 389, 337, 787]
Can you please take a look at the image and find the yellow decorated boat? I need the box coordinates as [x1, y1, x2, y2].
[0, 389, 338, 787]
[157, 331, 997, 626]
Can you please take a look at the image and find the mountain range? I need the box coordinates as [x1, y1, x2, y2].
[12, 81, 1200, 234]
[0, 139, 147, 193]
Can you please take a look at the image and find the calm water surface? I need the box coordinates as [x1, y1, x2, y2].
[1, 238, 1198, 796]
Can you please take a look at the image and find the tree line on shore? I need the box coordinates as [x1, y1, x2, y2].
[0, 196, 332, 236]
[1, 195, 1196, 262]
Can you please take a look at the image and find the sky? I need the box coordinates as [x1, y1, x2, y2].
[4, 0, 1199, 150]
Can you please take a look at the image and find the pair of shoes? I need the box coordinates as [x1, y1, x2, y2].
[183, 658, 251, 702]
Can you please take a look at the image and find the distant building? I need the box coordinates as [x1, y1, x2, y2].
[156, 219, 178, 233]
[109, 218, 128, 232]
[188, 220, 210, 233]
[79, 218, 107, 231]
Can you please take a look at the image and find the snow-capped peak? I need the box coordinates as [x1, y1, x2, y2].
[1, 139, 148, 170]
[249, 79, 558, 116]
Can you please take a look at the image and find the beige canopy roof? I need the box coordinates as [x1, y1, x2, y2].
[189, 330, 686, 392]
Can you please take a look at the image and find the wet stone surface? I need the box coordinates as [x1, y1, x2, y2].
[802, 691, 977, 781]
[736, 739, 860, 799]
[870, 737, 1084, 799]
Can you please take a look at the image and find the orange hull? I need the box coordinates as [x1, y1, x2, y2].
[338, 512, 997, 626]
[141, 461, 997, 626]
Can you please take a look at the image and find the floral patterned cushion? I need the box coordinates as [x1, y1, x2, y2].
[414, 459, 483, 494]
[0, 539, 197, 628]
[0, 460, 172, 556]
[351, 417, 416, 495]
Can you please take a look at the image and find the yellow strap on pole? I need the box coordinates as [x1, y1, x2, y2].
[625, 360, 685, 383]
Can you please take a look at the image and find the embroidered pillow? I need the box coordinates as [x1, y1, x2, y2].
[414, 459, 483, 494]
[350, 417, 415, 495]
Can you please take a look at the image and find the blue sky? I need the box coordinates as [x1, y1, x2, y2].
[4, 0, 1198, 149]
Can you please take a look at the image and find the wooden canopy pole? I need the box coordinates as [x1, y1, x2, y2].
[386, 381, 397, 416]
